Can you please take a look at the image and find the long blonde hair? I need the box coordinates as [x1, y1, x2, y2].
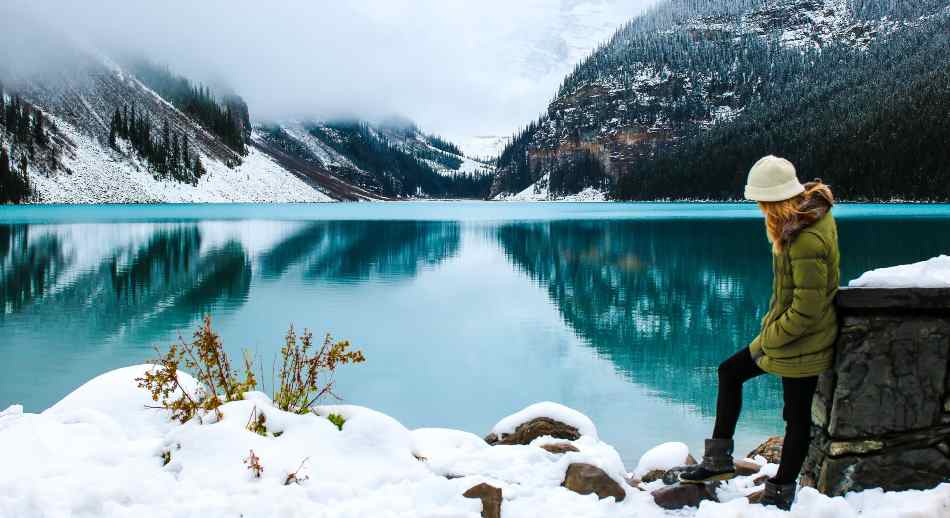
[759, 180, 834, 254]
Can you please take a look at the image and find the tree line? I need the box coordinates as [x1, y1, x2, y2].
[0, 82, 44, 203]
[613, 11, 950, 201]
[131, 61, 249, 156]
[109, 103, 206, 185]
[309, 122, 492, 198]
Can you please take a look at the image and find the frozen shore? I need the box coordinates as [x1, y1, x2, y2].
[1, 366, 947, 517]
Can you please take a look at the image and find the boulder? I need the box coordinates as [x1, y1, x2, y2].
[562, 463, 626, 501]
[641, 469, 667, 483]
[463, 483, 502, 518]
[735, 459, 762, 476]
[651, 482, 718, 510]
[747, 436, 783, 464]
[485, 417, 581, 446]
[540, 442, 579, 454]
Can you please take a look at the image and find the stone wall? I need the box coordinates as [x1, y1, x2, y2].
[802, 288, 950, 496]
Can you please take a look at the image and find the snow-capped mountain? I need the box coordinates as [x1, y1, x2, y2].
[256, 119, 494, 199]
[491, 0, 950, 201]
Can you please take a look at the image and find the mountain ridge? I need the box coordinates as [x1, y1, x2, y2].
[490, 0, 950, 201]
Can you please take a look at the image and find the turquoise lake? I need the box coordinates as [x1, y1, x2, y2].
[2, 202, 949, 465]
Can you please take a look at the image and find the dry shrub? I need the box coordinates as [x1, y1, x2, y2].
[273, 327, 365, 414]
[244, 449, 263, 478]
[136, 315, 256, 423]
[284, 457, 310, 486]
[137, 316, 365, 425]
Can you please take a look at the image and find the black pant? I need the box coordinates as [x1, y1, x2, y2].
[712, 347, 818, 484]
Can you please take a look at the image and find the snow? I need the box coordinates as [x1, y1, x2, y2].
[849, 255, 950, 288]
[28, 115, 332, 204]
[490, 401, 598, 440]
[633, 442, 690, 478]
[494, 175, 607, 202]
[2, 366, 949, 517]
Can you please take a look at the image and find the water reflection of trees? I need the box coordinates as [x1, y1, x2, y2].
[1, 225, 251, 345]
[260, 221, 461, 281]
[496, 219, 780, 417]
[2, 220, 461, 345]
[0, 225, 69, 314]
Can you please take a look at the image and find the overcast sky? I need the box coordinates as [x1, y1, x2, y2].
[17, 0, 659, 152]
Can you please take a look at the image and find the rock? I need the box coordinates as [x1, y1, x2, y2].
[661, 466, 691, 485]
[624, 475, 646, 490]
[562, 463, 626, 502]
[463, 483, 502, 518]
[747, 489, 765, 504]
[828, 439, 884, 456]
[641, 469, 667, 483]
[734, 459, 761, 476]
[651, 483, 718, 510]
[540, 442, 579, 454]
[485, 417, 581, 446]
[747, 436, 783, 464]
[752, 474, 770, 486]
[685, 454, 698, 465]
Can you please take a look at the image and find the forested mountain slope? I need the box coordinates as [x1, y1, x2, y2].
[256, 120, 494, 199]
[491, 0, 950, 201]
[0, 15, 485, 203]
[0, 18, 337, 203]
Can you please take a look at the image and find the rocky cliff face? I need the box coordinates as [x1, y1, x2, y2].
[490, 0, 950, 200]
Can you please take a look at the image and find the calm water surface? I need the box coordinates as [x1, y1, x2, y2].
[2, 202, 949, 465]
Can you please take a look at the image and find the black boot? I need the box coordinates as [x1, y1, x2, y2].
[760, 479, 796, 510]
[679, 439, 736, 484]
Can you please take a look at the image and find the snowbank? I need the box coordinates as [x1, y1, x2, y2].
[633, 442, 690, 478]
[1, 366, 948, 517]
[850, 255, 950, 288]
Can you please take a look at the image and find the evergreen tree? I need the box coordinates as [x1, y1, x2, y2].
[0, 147, 9, 203]
[193, 154, 205, 179]
[109, 109, 120, 149]
[32, 109, 47, 147]
[19, 155, 30, 202]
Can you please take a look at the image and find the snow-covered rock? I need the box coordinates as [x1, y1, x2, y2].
[490, 401, 598, 440]
[1, 367, 948, 517]
[633, 442, 691, 478]
[850, 255, 950, 288]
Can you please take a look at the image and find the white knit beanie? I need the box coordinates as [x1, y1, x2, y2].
[744, 155, 805, 202]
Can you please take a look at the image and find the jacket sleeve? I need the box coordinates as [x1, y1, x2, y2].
[757, 232, 829, 356]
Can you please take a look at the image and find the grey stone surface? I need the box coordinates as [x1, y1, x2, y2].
[806, 287, 950, 495]
[816, 447, 950, 496]
[828, 315, 949, 438]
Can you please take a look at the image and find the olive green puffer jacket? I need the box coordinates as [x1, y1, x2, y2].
[749, 209, 840, 378]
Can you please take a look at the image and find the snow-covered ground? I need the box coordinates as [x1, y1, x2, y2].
[850, 255, 950, 288]
[494, 173, 608, 202]
[29, 115, 332, 204]
[2, 366, 947, 517]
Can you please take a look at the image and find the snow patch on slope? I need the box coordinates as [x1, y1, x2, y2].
[494, 173, 606, 202]
[30, 115, 331, 203]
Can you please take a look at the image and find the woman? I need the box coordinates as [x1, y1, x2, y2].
[680, 156, 840, 511]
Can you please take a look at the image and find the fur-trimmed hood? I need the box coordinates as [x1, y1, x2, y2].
[780, 180, 834, 245]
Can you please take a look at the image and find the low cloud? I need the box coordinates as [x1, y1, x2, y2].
[11, 0, 657, 146]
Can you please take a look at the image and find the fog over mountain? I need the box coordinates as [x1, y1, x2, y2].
[14, 0, 657, 155]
